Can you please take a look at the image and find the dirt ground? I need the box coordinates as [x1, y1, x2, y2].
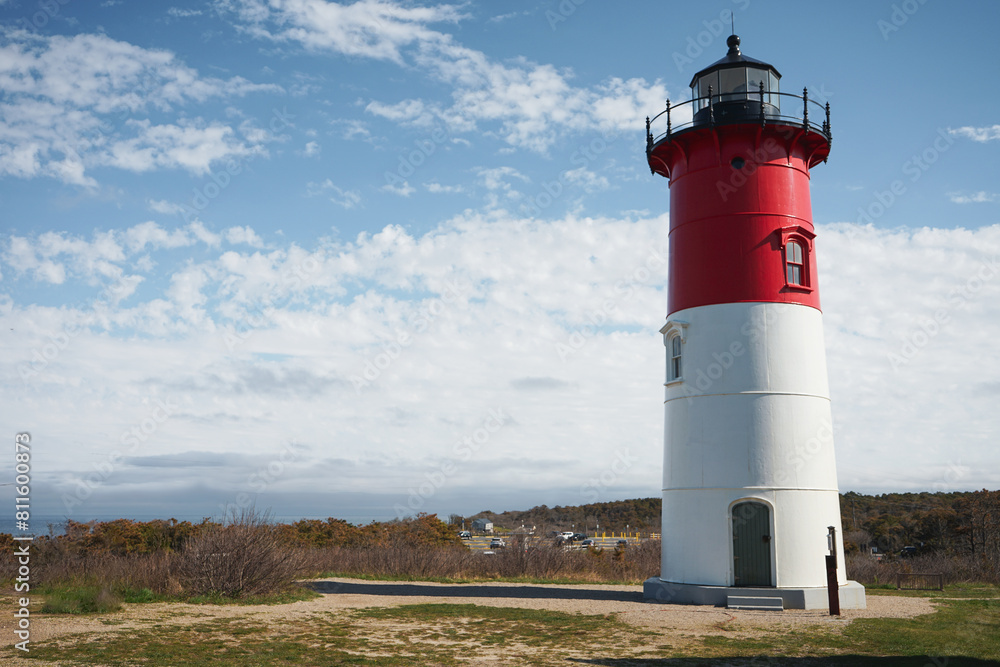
[2, 579, 937, 665]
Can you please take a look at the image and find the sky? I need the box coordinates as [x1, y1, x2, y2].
[1, 0, 999, 527]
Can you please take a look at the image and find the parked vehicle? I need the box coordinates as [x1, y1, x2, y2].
[580, 538, 596, 548]
[459, 531, 471, 539]
[616, 539, 627, 547]
[490, 538, 507, 549]
[571, 533, 587, 542]
[560, 531, 575, 539]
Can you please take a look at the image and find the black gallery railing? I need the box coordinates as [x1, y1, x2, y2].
[646, 85, 831, 150]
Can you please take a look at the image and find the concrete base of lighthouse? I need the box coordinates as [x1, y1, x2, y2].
[643, 578, 866, 610]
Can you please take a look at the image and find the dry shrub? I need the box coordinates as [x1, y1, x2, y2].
[176, 508, 308, 598]
[305, 539, 661, 583]
[846, 551, 999, 586]
[845, 552, 883, 585]
[23, 521, 663, 598]
[34, 546, 175, 595]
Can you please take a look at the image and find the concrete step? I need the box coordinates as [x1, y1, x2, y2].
[726, 595, 784, 611]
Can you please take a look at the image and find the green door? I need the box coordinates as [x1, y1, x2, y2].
[732, 501, 772, 587]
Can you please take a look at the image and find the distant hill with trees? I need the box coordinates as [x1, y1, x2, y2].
[839, 490, 1000, 556]
[457, 490, 1000, 558]
[457, 498, 660, 535]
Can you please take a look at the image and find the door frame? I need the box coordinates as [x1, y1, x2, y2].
[729, 498, 776, 587]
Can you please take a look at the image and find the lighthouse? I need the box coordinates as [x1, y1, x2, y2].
[642, 35, 865, 610]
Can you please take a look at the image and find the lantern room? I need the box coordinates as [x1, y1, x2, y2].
[691, 34, 780, 123]
[645, 35, 832, 180]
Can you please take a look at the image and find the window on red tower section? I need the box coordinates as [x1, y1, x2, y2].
[786, 241, 806, 286]
[669, 335, 682, 381]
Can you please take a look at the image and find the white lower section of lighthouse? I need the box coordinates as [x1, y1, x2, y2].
[644, 301, 866, 610]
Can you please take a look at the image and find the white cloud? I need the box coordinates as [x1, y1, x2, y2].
[217, 0, 670, 152]
[48, 150, 96, 188]
[0, 27, 280, 184]
[101, 120, 260, 175]
[215, 0, 466, 64]
[2, 221, 228, 288]
[474, 166, 528, 208]
[366, 98, 441, 128]
[3, 216, 1000, 517]
[488, 11, 530, 24]
[225, 225, 266, 247]
[301, 140, 320, 157]
[105, 273, 145, 304]
[4, 229, 125, 283]
[307, 178, 363, 207]
[167, 7, 204, 18]
[124, 221, 196, 252]
[148, 199, 188, 215]
[186, 221, 222, 247]
[35, 259, 66, 284]
[334, 119, 372, 141]
[948, 125, 1000, 143]
[135, 255, 156, 272]
[477, 166, 528, 192]
[426, 182, 463, 194]
[564, 166, 610, 193]
[948, 191, 997, 204]
[381, 180, 415, 197]
[166, 264, 212, 326]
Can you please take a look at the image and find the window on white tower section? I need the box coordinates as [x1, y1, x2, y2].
[669, 335, 682, 381]
[786, 240, 805, 286]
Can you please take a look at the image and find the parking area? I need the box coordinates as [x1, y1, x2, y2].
[461, 535, 648, 552]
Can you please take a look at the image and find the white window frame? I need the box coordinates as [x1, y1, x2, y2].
[669, 335, 682, 381]
[785, 239, 805, 286]
[660, 320, 688, 385]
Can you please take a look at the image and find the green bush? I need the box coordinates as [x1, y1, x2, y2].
[121, 587, 158, 603]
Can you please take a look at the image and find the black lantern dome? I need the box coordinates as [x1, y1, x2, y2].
[689, 35, 781, 122]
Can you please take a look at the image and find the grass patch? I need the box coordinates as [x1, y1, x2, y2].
[29, 604, 643, 666]
[351, 603, 654, 661]
[354, 602, 637, 644]
[39, 580, 319, 614]
[863, 582, 899, 591]
[30, 622, 340, 666]
[186, 584, 320, 606]
[312, 570, 643, 585]
[28, 615, 460, 666]
[865, 582, 1000, 598]
[25, 591, 1000, 665]
[842, 599, 1000, 660]
[121, 587, 160, 603]
[672, 598, 1000, 664]
[40, 583, 123, 614]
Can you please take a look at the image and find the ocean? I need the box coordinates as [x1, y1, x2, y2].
[0, 516, 68, 537]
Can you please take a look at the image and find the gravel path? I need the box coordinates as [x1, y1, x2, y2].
[299, 578, 935, 634]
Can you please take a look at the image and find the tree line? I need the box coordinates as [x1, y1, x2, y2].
[0, 513, 461, 559]
[457, 490, 1000, 558]
[455, 497, 662, 535]
[840, 489, 1000, 559]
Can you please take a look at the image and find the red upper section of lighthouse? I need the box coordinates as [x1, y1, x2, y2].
[645, 35, 832, 317]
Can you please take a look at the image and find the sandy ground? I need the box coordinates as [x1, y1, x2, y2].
[1, 579, 937, 664]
